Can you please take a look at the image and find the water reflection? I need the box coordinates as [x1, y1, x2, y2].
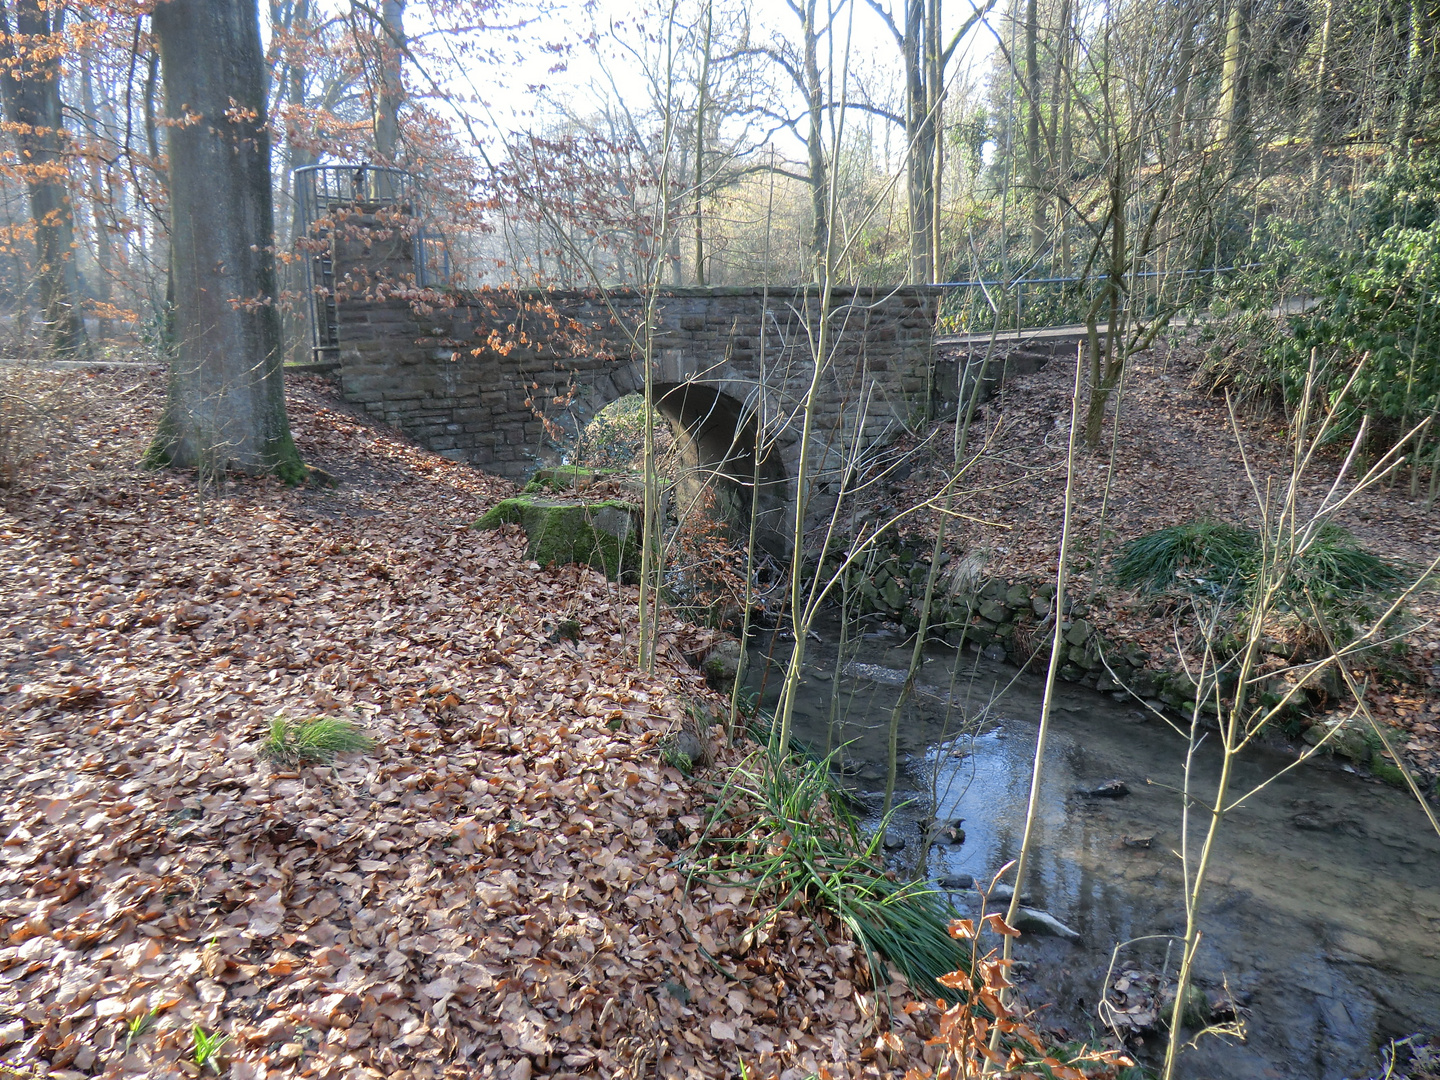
[746, 627, 1440, 1080]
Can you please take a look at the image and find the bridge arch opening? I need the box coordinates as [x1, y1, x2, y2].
[654, 383, 790, 560]
[576, 385, 790, 559]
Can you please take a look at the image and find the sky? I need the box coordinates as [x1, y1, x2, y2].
[406, 0, 1001, 169]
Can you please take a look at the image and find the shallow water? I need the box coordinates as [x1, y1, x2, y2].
[746, 629, 1440, 1079]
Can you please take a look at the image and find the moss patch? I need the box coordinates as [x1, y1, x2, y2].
[1369, 757, 1408, 788]
[474, 495, 641, 581]
[524, 465, 618, 493]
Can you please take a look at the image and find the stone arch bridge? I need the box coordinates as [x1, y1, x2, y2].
[331, 287, 1075, 553]
[335, 287, 943, 554]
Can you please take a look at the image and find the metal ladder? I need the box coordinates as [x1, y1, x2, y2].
[312, 248, 340, 362]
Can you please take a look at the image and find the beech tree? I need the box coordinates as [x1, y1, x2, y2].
[145, 0, 309, 482]
[0, 0, 89, 354]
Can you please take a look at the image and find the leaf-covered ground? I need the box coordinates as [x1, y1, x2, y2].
[0, 371, 932, 1080]
[886, 340, 1440, 786]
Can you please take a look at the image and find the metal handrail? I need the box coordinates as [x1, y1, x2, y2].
[292, 163, 452, 361]
[931, 264, 1262, 289]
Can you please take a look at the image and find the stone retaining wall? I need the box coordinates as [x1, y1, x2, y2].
[836, 539, 1150, 695]
[835, 537, 1420, 789]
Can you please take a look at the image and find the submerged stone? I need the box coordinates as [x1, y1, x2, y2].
[1011, 907, 1082, 943]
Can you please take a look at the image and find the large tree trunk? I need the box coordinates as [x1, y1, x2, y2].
[902, 0, 929, 282]
[0, 0, 88, 354]
[1392, 0, 1425, 169]
[693, 0, 712, 286]
[80, 50, 114, 341]
[373, 0, 405, 163]
[145, 0, 308, 483]
[1307, 0, 1334, 200]
[1024, 0, 1045, 258]
[1216, 0, 1249, 176]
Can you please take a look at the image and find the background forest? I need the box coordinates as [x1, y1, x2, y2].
[8, 0, 1440, 457]
[4, 0, 1440, 462]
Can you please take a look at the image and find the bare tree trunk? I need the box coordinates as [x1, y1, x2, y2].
[926, 0, 942, 279]
[1024, 0, 1045, 257]
[1058, 11, 1073, 275]
[374, 0, 405, 163]
[1049, 0, 1071, 273]
[1163, 9, 1196, 290]
[902, 0, 930, 282]
[1217, 0, 1249, 175]
[1392, 0, 1424, 169]
[275, 0, 314, 362]
[866, 0, 993, 282]
[801, 0, 829, 282]
[0, 0, 89, 354]
[143, 41, 165, 314]
[1308, 0, 1334, 200]
[80, 50, 114, 340]
[1085, 163, 1126, 446]
[693, 0, 712, 285]
[145, 0, 308, 483]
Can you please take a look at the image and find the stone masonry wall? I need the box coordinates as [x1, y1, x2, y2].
[334, 287, 940, 490]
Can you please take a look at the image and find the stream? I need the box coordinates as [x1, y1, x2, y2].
[745, 626, 1440, 1079]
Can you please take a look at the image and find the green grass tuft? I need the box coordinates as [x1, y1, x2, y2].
[1283, 522, 1408, 598]
[191, 1024, 230, 1073]
[266, 716, 374, 765]
[695, 741, 973, 1004]
[1114, 520, 1404, 603]
[1113, 519, 1409, 652]
[1112, 521, 1259, 598]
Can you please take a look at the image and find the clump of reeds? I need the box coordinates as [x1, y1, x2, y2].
[694, 736, 972, 1004]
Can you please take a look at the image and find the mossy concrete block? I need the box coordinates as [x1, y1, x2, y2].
[703, 639, 742, 690]
[1005, 583, 1031, 607]
[473, 495, 641, 581]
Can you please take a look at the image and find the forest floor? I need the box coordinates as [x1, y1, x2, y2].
[0, 369, 942, 1080]
[3, 338, 1433, 1080]
[879, 335, 1440, 790]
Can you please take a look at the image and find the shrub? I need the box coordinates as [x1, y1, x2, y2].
[0, 366, 69, 489]
[1199, 162, 1440, 454]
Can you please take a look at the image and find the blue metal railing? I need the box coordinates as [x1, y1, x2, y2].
[932, 264, 1261, 335]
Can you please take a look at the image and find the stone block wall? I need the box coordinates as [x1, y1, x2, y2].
[334, 286, 941, 487]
